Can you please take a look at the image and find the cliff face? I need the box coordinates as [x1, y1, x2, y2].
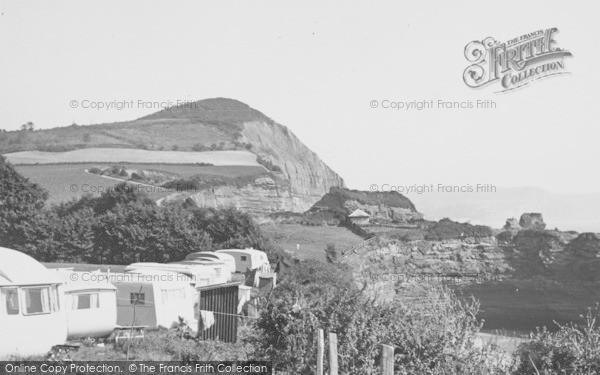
[241, 121, 345, 211]
[162, 175, 304, 215]
[160, 118, 345, 213]
[342, 228, 600, 331]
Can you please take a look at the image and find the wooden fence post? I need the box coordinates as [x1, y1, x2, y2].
[380, 344, 394, 375]
[328, 332, 338, 375]
[317, 329, 324, 375]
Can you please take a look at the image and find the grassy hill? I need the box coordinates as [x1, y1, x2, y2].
[2, 98, 345, 211]
[0, 98, 270, 154]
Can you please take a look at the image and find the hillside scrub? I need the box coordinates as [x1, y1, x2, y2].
[251, 260, 514, 374]
[513, 305, 600, 374]
[424, 218, 494, 240]
[313, 187, 418, 215]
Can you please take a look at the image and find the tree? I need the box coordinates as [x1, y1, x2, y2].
[22, 207, 95, 263]
[0, 156, 48, 249]
[93, 202, 211, 264]
[82, 133, 91, 143]
[189, 207, 263, 249]
[91, 182, 154, 215]
[20, 121, 35, 131]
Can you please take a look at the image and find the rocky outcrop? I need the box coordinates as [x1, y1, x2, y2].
[162, 176, 301, 215]
[341, 221, 600, 331]
[519, 213, 546, 230]
[308, 187, 423, 223]
[504, 217, 522, 231]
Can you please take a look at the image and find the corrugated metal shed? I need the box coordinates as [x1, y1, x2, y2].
[197, 282, 241, 343]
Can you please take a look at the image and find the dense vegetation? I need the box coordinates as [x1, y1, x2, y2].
[423, 218, 494, 240]
[514, 305, 600, 374]
[0, 156, 282, 264]
[251, 261, 512, 374]
[311, 187, 418, 214]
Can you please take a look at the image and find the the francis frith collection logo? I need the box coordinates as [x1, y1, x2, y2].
[463, 28, 572, 92]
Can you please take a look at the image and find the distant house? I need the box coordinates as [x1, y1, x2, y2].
[348, 209, 370, 225]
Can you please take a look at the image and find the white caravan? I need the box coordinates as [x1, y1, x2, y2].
[216, 249, 270, 273]
[110, 270, 197, 330]
[53, 269, 118, 339]
[0, 247, 67, 359]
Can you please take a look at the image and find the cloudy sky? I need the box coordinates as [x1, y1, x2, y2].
[1, 0, 598, 194]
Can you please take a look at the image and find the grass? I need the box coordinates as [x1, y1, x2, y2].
[260, 223, 364, 261]
[0, 99, 272, 154]
[5, 148, 259, 166]
[14, 164, 267, 203]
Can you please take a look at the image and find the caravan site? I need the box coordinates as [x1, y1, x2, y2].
[0, 246, 274, 359]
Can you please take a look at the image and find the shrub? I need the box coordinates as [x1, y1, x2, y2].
[251, 261, 512, 375]
[324, 243, 338, 263]
[256, 156, 283, 173]
[424, 218, 493, 240]
[87, 167, 103, 175]
[514, 305, 600, 374]
[192, 143, 207, 152]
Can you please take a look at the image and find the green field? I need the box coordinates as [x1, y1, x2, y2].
[261, 223, 364, 261]
[15, 164, 267, 203]
[5, 148, 260, 166]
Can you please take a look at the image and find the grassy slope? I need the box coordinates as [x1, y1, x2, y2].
[15, 164, 266, 204]
[5, 148, 259, 165]
[0, 99, 270, 154]
[260, 223, 364, 261]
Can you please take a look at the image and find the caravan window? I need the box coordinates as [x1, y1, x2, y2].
[130, 293, 145, 305]
[71, 293, 99, 310]
[23, 286, 51, 315]
[240, 256, 248, 261]
[1, 288, 19, 315]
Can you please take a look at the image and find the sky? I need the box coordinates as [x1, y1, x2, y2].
[0, 0, 598, 194]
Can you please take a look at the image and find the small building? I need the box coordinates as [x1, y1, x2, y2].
[53, 269, 118, 340]
[197, 282, 241, 343]
[110, 270, 197, 330]
[348, 209, 371, 225]
[216, 249, 270, 273]
[0, 247, 67, 359]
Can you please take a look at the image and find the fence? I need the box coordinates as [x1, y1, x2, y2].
[315, 329, 395, 375]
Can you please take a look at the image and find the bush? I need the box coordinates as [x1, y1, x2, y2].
[424, 218, 493, 240]
[324, 243, 338, 263]
[87, 167, 103, 175]
[514, 305, 600, 374]
[192, 143, 207, 151]
[256, 156, 283, 173]
[251, 261, 512, 375]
